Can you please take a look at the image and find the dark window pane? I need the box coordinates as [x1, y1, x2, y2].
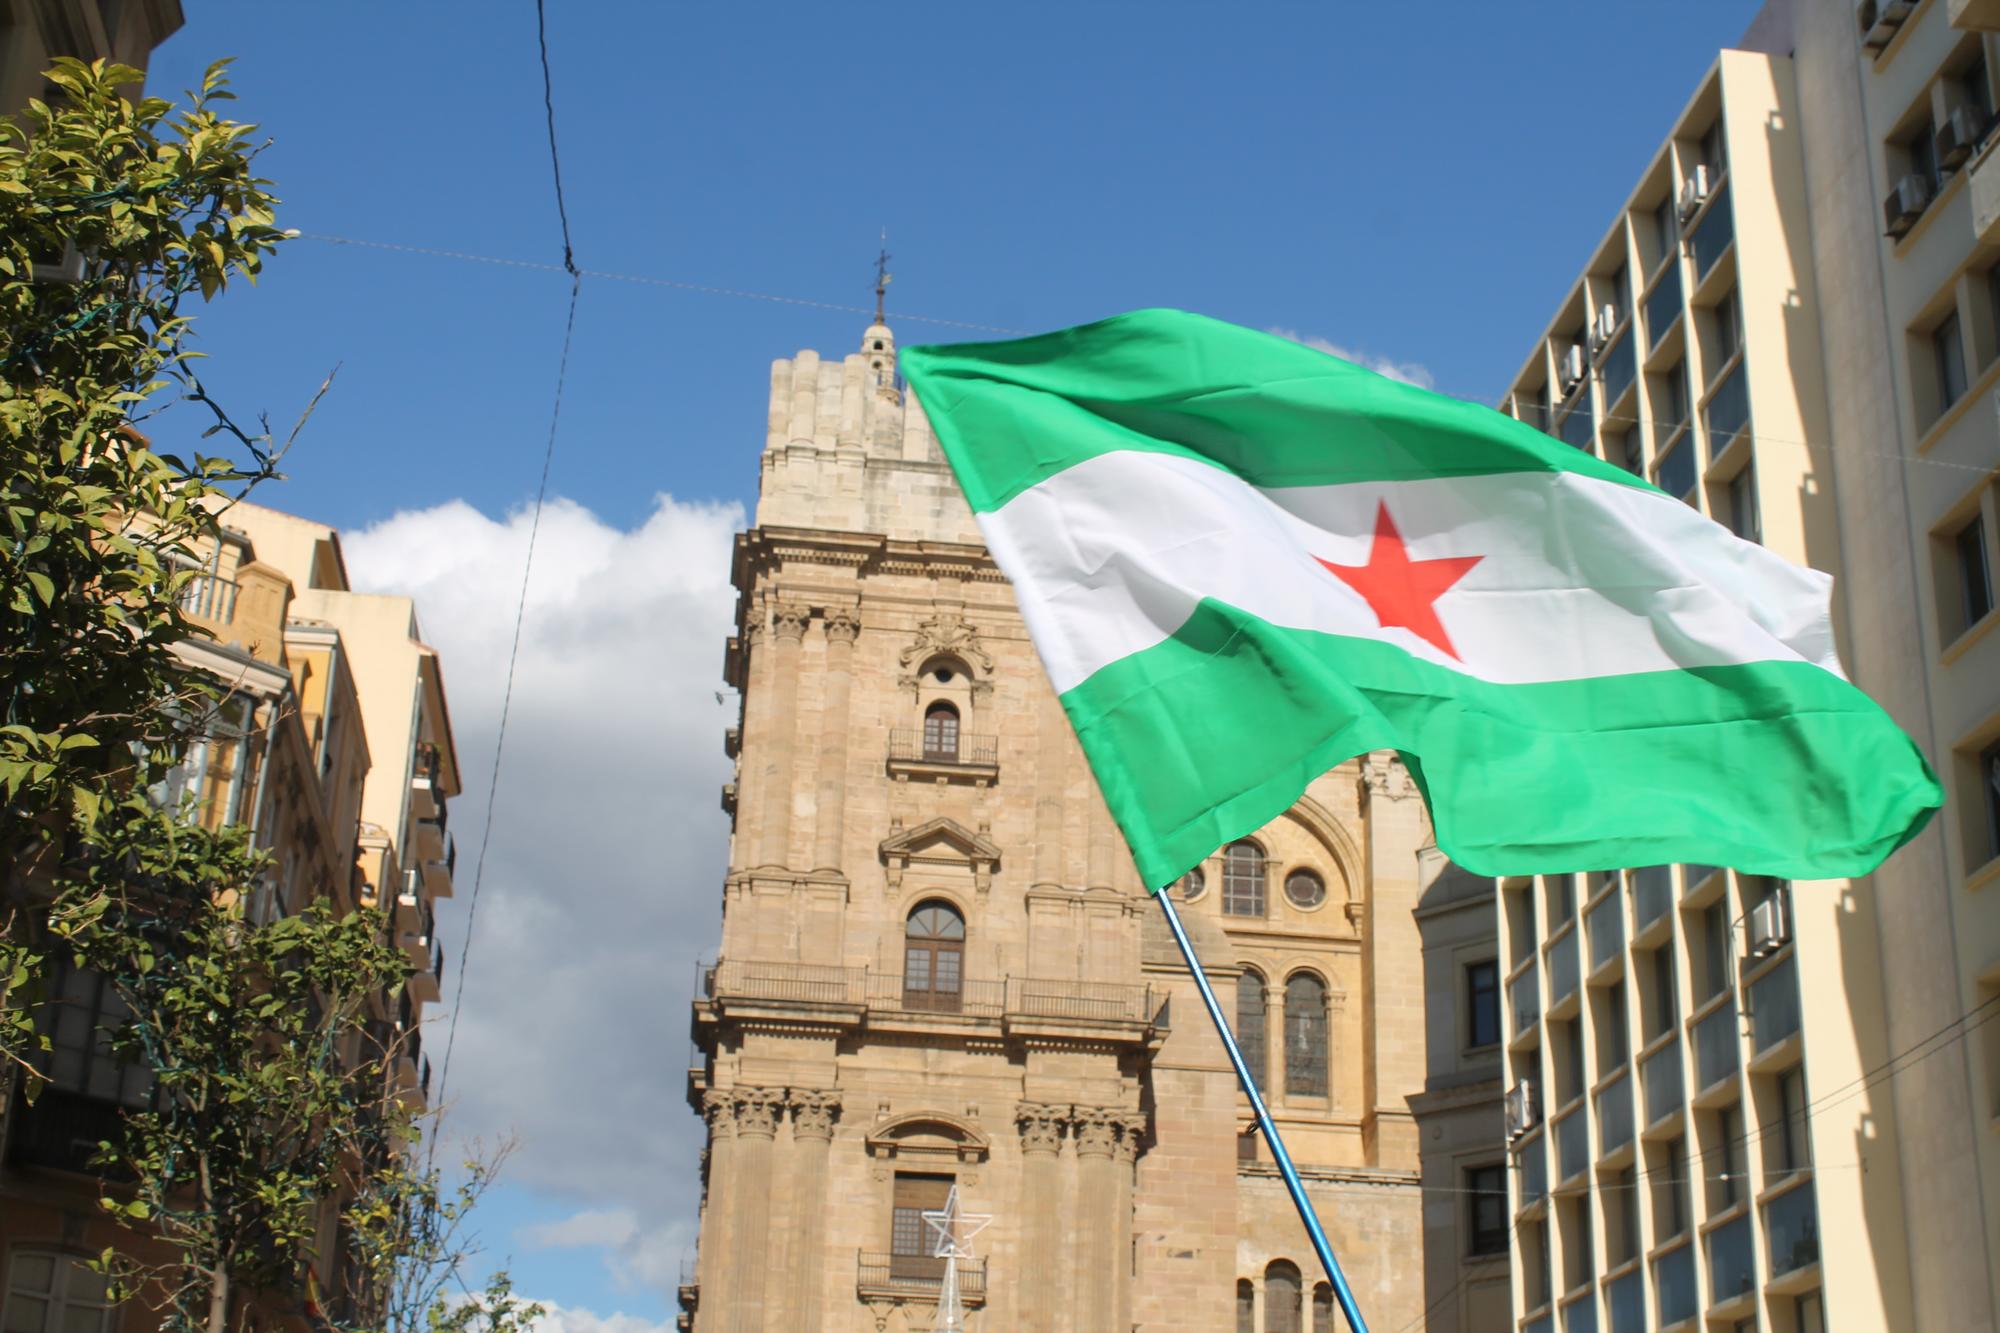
[1223, 842, 1266, 917]
[1237, 971, 1268, 1088]
[1559, 400, 1593, 451]
[922, 703, 959, 761]
[1936, 311, 1968, 409]
[1691, 184, 1733, 277]
[1312, 1284, 1334, 1333]
[1284, 870, 1325, 909]
[1980, 739, 2000, 863]
[1468, 1164, 1509, 1256]
[1264, 1262, 1302, 1333]
[1727, 465, 1761, 543]
[1912, 121, 1940, 189]
[1958, 515, 1993, 628]
[1655, 434, 1696, 502]
[1645, 261, 1683, 352]
[1237, 1280, 1256, 1333]
[1601, 329, 1636, 408]
[1284, 973, 1329, 1096]
[1468, 960, 1501, 1049]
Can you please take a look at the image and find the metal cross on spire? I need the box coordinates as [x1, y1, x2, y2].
[874, 228, 893, 324]
[921, 1185, 991, 1333]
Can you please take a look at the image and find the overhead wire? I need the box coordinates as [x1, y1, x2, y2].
[428, 0, 579, 1117]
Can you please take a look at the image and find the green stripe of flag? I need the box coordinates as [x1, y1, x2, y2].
[1062, 599, 1939, 885]
[904, 308, 1653, 513]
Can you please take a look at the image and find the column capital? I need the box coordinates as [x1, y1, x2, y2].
[1359, 750, 1419, 803]
[702, 1089, 737, 1139]
[1073, 1105, 1121, 1158]
[771, 601, 811, 642]
[1015, 1101, 1070, 1155]
[822, 606, 861, 644]
[1114, 1114, 1148, 1164]
[788, 1088, 843, 1141]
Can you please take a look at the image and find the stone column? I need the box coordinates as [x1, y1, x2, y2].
[784, 1090, 841, 1331]
[696, 1091, 738, 1323]
[1015, 1103, 1069, 1333]
[810, 610, 860, 872]
[727, 1088, 784, 1330]
[758, 603, 809, 869]
[1072, 1108, 1120, 1331]
[1111, 1115, 1145, 1330]
[1086, 789, 1116, 893]
[1032, 693, 1067, 889]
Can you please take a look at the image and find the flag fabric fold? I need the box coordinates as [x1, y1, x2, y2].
[901, 309, 1940, 888]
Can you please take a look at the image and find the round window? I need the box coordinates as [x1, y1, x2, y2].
[1285, 869, 1326, 909]
[934, 667, 955, 683]
[1178, 867, 1206, 901]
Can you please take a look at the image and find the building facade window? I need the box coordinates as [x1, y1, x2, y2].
[1223, 841, 1267, 917]
[1955, 513, 1993, 631]
[1284, 972, 1329, 1097]
[1777, 1066, 1809, 1174]
[1699, 901, 1730, 1001]
[1797, 1291, 1826, 1333]
[903, 902, 965, 1013]
[1467, 959, 1501, 1049]
[3, 1253, 116, 1333]
[1177, 866, 1207, 901]
[1238, 969, 1269, 1088]
[1283, 869, 1325, 909]
[1978, 738, 2000, 865]
[1726, 464, 1761, 544]
[1936, 310, 1969, 411]
[922, 701, 960, 762]
[36, 961, 151, 1106]
[889, 1173, 952, 1280]
[1602, 979, 1630, 1069]
[1468, 1163, 1508, 1256]
[1263, 1260, 1301, 1333]
[1651, 946, 1678, 1038]
[1236, 1279, 1255, 1333]
[1311, 1283, 1333, 1333]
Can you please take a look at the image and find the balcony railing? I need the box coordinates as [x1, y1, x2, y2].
[176, 573, 239, 623]
[1693, 999, 1740, 1092]
[1763, 1179, 1819, 1278]
[1642, 1039, 1683, 1127]
[1516, 1133, 1548, 1209]
[1561, 1290, 1598, 1333]
[1596, 1070, 1633, 1158]
[1600, 329, 1636, 407]
[1631, 866, 1672, 933]
[1691, 184, 1733, 278]
[1653, 1243, 1696, 1327]
[1706, 1211, 1755, 1306]
[704, 959, 1154, 1024]
[1511, 961, 1541, 1035]
[1644, 260, 1683, 351]
[886, 730, 998, 767]
[1606, 1268, 1643, 1333]
[1750, 954, 1801, 1054]
[1555, 1106, 1588, 1184]
[1587, 890, 1624, 974]
[1548, 930, 1580, 1008]
[856, 1251, 986, 1303]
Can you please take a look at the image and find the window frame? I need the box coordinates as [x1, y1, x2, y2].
[1282, 971, 1330, 1098]
[1222, 841, 1267, 917]
[2, 1250, 117, 1333]
[1237, 968, 1269, 1089]
[1466, 1162, 1509, 1257]
[921, 700, 961, 763]
[1935, 308, 1970, 412]
[1282, 867, 1326, 911]
[1465, 958, 1501, 1051]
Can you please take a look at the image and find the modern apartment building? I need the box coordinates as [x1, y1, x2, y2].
[682, 317, 1440, 1332]
[1484, 4, 2000, 1329]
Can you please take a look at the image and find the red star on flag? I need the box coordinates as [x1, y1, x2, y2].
[1316, 501, 1483, 660]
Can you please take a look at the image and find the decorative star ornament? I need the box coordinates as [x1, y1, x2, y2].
[1316, 500, 1484, 660]
[922, 1186, 993, 1259]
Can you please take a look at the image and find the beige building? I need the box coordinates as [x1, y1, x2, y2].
[0, 499, 463, 1332]
[1486, 4, 2000, 1329]
[0, 0, 182, 115]
[683, 319, 1436, 1331]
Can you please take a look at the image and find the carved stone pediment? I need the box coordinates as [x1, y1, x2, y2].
[879, 817, 1001, 893]
[899, 611, 994, 673]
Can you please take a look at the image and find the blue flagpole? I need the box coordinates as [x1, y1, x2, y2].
[1154, 887, 1371, 1333]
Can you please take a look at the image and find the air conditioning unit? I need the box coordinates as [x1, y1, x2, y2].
[1884, 172, 1935, 238]
[1587, 304, 1618, 354]
[30, 241, 87, 284]
[1935, 104, 1990, 173]
[1559, 344, 1586, 392]
[1505, 1080, 1541, 1141]
[1858, 0, 1916, 55]
[1678, 165, 1713, 221]
[1746, 893, 1790, 959]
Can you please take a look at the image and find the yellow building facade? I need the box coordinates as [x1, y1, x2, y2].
[684, 321, 1434, 1332]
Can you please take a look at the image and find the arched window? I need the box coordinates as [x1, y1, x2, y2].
[1236, 968, 1269, 1088]
[1285, 972, 1329, 1097]
[1264, 1260, 1302, 1333]
[1284, 868, 1325, 909]
[1312, 1283, 1334, 1333]
[1235, 1279, 1255, 1333]
[4, 1251, 117, 1333]
[1177, 866, 1206, 901]
[1222, 841, 1266, 917]
[903, 901, 965, 1013]
[922, 701, 960, 762]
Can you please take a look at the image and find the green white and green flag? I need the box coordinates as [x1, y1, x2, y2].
[901, 309, 1941, 889]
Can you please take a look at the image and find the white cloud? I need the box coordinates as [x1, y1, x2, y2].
[346, 493, 742, 1305]
[1265, 326, 1436, 389]
[527, 1301, 680, 1333]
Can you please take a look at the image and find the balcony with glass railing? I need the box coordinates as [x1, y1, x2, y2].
[1653, 1242, 1697, 1327]
[1600, 330, 1637, 409]
[1511, 960, 1542, 1038]
[1555, 1104, 1589, 1187]
[1596, 1070, 1634, 1161]
[1703, 357, 1750, 455]
[1587, 889, 1625, 977]
[1560, 1288, 1598, 1333]
[1559, 399, 1594, 451]
[1654, 429, 1697, 502]
[1516, 1133, 1549, 1212]
[1749, 953, 1801, 1058]
[1693, 998, 1740, 1095]
[1705, 1211, 1755, 1309]
[1691, 184, 1733, 278]
[1631, 866, 1673, 937]
[1764, 1178, 1819, 1281]
[1606, 1268, 1644, 1333]
[1548, 929, 1581, 1013]
[1644, 261, 1684, 352]
[1642, 1038, 1684, 1130]
[1682, 863, 1721, 895]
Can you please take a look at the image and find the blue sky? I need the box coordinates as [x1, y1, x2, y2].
[136, 3, 1764, 1325]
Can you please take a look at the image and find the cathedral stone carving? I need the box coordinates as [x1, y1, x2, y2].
[1015, 1102, 1070, 1155]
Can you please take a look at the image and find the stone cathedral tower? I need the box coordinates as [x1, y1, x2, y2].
[683, 318, 1430, 1332]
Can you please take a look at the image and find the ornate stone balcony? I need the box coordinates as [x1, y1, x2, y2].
[885, 729, 999, 786]
[855, 1250, 986, 1307]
